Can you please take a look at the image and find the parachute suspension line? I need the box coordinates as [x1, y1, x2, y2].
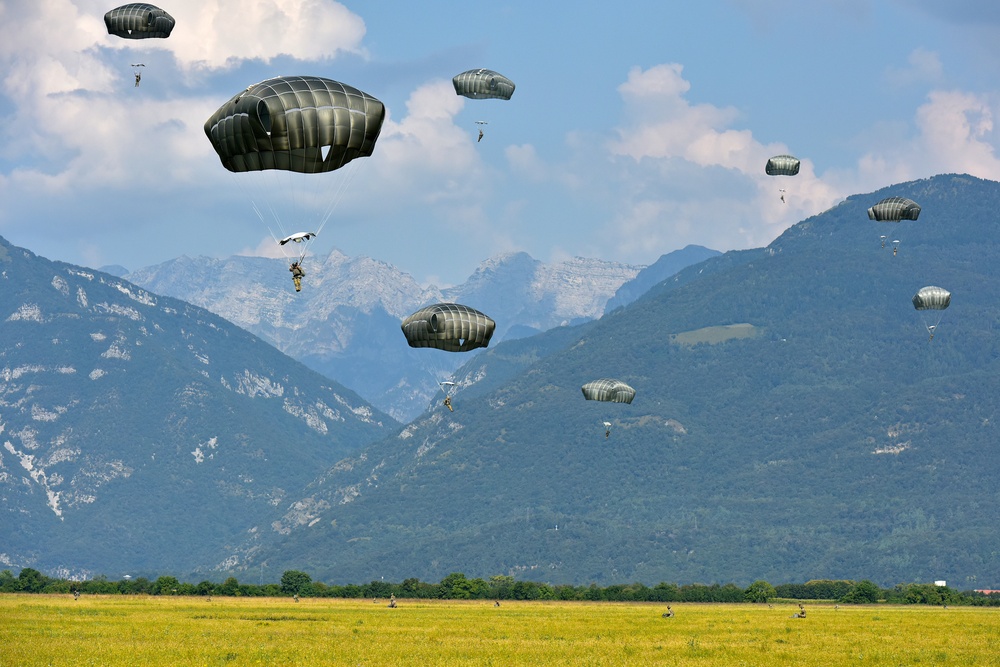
[315, 158, 365, 237]
[924, 311, 946, 340]
[234, 173, 295, 262]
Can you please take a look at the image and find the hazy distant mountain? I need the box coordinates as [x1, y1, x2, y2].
[238, 174, 1000, 587]
[97, 264, 129, 278]
[0, 237, 395, 579]
[125, 251, 646, 421]
[604, 245, 721, 314]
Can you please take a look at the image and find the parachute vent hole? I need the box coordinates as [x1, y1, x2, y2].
[321, 145, 332, 162]
[256, 100, 273, 136]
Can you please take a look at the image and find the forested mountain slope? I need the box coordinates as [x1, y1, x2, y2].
[238, 174, 1000, 588]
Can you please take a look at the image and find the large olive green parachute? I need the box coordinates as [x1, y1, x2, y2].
[867, 197, 921, 222]
[401, 303, 496, 352]
[204, 76, 385, 174]
[912, 286, 951, 311]
[581, 379, 636, 404]
[765, 155, 800, 176]
[105, 3, 175, 39]
[453, 69, 515, 100]
[913, 286, 951, 341]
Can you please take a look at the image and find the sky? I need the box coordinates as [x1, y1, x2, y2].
[2, 1, 1000, 286]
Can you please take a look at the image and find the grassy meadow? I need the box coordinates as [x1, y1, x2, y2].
[2, 594, 999, 666]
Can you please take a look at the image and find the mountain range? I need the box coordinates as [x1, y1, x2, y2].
[228, 174, 1000, 588]
[0, 239, 394, 579]
[123, 251, 675, 421]
[5, 174, 999, 588]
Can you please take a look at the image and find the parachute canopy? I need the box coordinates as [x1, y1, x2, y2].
[401, 303, 496, 352]
[453, 69, 515, 100]
[868, 197, 921, 222]
[581, 379, 636, 404]
[912, 286, 951, 311]
[279, 232, 316, 245]
[105, 3, 175, 39]
[204, 76, 385, 174]
[765, 155, 800, 176]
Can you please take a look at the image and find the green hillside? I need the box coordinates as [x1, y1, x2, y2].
[242, 174, 1000, 588]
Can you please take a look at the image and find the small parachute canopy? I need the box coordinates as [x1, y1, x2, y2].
[204, 76, 385, 174]
[868, 197, 921, 222]
[105, 3, 175, 39]
[279, 231, 316, 245]
[581, 379, 636, 404]
[765, 155, 800, 176]
[453, 69, 515, 100]
[401, 303, 496, 352]
[912, 286, 951, 311]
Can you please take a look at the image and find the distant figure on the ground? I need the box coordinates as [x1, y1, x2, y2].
[73, 590, 80, 600]
[388, 594, 397, 608]
[791, 603, 806, 618]
[289, 261, 305, 292]
[834, 604, 839, 611]
[494, 600, 501, 607]
[662, 605, 674, 618]
[293, 594, 299, 603]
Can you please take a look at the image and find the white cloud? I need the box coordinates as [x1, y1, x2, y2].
[857, 89, 1000, 183]
[360, 80, 488, 211]
[601, 63, 841, 262]
[0, 0, 369, 245]
[157, 0, 367, 71]
[238, 236, 290, 259]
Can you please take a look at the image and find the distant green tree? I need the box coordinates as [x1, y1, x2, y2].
[744, 580, 777, 603]
[438, 572, 474, 599]
[280, 570, 312, 596]
[651, 582, 681, 602]
[511, 581, 546, 600]
[151, 576, 180, 595]
[400, 578, 436, 598]
[816, 581, 854, 599]
[362, 580, 392, 599]
[900, 583, 956, 605]
[488, 575, 515, 599]
[122, 577, 153, 595]
[217, 577, 241, 596]
[0, 570, 20, 592]
[18, 568, 47, 593]
[841, 580, 881, 604]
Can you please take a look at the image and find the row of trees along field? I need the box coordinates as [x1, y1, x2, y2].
[2, 569, 999, 606]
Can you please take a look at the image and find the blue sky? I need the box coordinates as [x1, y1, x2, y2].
[2, 1, 1000, 286]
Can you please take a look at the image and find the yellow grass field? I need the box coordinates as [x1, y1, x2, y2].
[2, 594, 999, 666]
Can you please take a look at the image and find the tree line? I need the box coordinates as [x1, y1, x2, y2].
[2, 569, 998, 606]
